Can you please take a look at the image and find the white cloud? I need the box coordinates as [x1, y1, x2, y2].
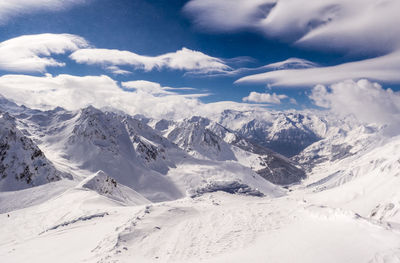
[0, 74, 267, 120]
[0, 0, 88, 24]
[0, 74, 201, 119]
[206, 57, 318, 77]
[0, 34, 230, 76]
[309, 79, 400, 129]
[185, 0, 400, 55]
[236, 51, 400, 87]
[242, 91, 288, 104]
[122, 80, 175, 95]
[184, 0, 272, 33]
[0, 33, 89, 73]
[186, 0, 400, 86]
[106, 66, 131, 75]
[70, 47, 231, 75]
[121, 80, 208, 98]
[263, 58, 317, 70]
[0, 34, 231, 76]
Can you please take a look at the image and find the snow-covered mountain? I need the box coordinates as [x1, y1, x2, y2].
[294, 121, 382, 170]
[152, 115, 305, 185]
[0, 97, 286, 202]
[2, 95, 400, 263]
[213, 109, 327, 157]
[0, 111, 68, 191]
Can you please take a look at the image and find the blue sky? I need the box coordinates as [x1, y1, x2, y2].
[0, 0, 348, 107]
[0, 0, 399, 118]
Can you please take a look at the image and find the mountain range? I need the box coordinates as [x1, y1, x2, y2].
[1, 95, 399, 263]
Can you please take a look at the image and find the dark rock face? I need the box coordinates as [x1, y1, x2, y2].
[238, 118, 320, 157]
[191, 181, 265, 198]
[256, 155, 306, 185]
[218, 110, 324, 157]
[0, 112, 65, 190]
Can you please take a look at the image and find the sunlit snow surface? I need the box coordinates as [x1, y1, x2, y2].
[1, 98, 400, 262]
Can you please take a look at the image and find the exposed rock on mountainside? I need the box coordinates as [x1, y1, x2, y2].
[215, 110, 325, 157]
[0, 112, 67, 191]
[153, 116, 306, 185]
[78, 170, 150, 205]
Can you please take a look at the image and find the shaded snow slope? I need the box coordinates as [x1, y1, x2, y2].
[0, 112, 69, 191]
[165, 159, 284, 198]
[23, 105, 184, 202]
[213, 109, 326, 157]
[153, 116, 305, 185]
[294, 122, 382, 170]
[301, 135, 400, 225]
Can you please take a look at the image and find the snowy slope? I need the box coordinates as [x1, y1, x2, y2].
[300, 134, 400, 224]
[2, 95, 400, 263]
[0, 96, 282, 201]
[153, 116, 305, 185]
[1, 191, 399, 263]
[24, 106, 184, 202]
[0, 111, 69, 191]
[77, 170, 151, 206]
[213, 109, 326, 157]
[156, 116, 236, 161]
[293, 114, 382, 170]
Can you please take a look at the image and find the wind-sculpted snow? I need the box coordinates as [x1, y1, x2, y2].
[42, 212, 110, 234]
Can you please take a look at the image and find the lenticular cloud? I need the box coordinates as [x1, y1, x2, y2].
[70, 47, 232, 75]
[236, 51, 400, 87]
[186, 0, 400, 87]
[0, 0, 87, 23]
[0, 33, 89, 73]
[185, 0, 400, 55]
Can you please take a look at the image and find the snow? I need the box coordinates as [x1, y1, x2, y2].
[77, 170, 151, 206]
[1, 95, 400, 262]
[213, 109, 326, 157]
[2, 192, 400, 263]
[153, 116, 306, 185]
[0, 111, 69, 191]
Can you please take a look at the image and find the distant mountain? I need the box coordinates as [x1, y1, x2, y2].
[294, 122, 381, 171]
[152, 116, 305, 185]
[0, 97, 283, 201]
[213, 109, 326, 157]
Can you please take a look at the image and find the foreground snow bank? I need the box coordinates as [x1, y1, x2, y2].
[2, 192, 398, 263]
